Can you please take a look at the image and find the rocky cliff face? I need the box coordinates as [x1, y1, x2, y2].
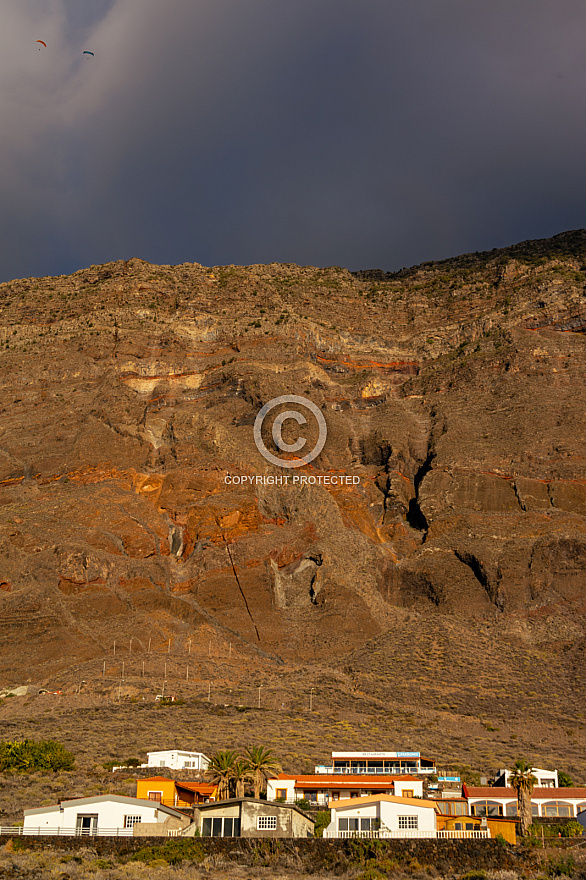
[0, 231, 584, 752]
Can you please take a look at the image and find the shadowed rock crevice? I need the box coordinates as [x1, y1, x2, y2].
[406, 449, 434, 533]
[454, 550, 504, 611]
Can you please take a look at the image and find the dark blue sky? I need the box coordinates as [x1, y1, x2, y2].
[2, 0, 586, 282]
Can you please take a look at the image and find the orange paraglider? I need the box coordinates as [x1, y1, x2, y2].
[36, 40, 47, 49]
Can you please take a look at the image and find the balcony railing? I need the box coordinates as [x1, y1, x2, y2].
[1, 827, 135, 837]
[314, 766, 435, 776]
[323, 829, 490, 839]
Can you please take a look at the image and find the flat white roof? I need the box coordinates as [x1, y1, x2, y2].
[147, 750, 207, 757]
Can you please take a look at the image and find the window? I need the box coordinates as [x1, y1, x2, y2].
[276, 789, 287, 800]
[543, 801, 573, 818]
[471, 800, 503, 817]
[402, 790, 414, 798]
[338, 818, 359, 832]
[454, 822, 462, 831]
[257, 816, 277, 830]
[124, 815, 142, 828]
[506, 803, 518, 817]
[148, 791, 163, 802]
[358, 818, 379, 832]
[398, 816, 418, 829]
[465, 823, 475, 831]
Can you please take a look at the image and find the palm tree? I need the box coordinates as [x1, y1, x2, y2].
[243, 746, 282, 799]
[232, 760, 253, 798]
[510, 759, 537, 836]
[205, 749, 240, 800]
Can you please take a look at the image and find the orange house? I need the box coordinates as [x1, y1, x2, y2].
[136, 776, 217, 808]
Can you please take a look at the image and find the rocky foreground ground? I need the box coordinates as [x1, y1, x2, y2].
[0, 230, 584, 776]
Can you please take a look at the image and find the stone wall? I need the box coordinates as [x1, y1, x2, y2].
[1, 835, 553, 874]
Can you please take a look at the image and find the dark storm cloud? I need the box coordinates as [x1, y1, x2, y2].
[2, 0, 586, 282]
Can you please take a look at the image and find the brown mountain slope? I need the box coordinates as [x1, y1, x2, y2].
[0, 230, 585, 773]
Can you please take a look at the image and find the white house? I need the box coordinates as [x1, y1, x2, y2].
[464, 785, 586, 819]
[323, 794, 441, 839]
[494, 767, 559, 788]
[143, 750, 209, 771]
[315, 751, 436, 776]
[23, 795, 190, 836]
[267, 773, 423, 806]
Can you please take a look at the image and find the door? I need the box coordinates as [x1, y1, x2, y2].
[76, 814, 98, 836]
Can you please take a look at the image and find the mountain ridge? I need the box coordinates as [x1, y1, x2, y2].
[0, 230, 584, 776]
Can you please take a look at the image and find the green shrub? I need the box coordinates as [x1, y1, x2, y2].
[0, 739, 75, 772]
[546, 855, 575, 878]
[295, 798, 310, 810]
[559, 821, 583, 838]
[130, 838, 204, 865]
[313, 809, 331, 837]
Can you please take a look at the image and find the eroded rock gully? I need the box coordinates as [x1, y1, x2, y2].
[0, 231, 584, 752]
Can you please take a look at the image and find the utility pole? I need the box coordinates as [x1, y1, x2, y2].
[164, 661, 167, 680]
[148, 638, 151, 654]
[102, 660, 105, 679]
[258, 686, 262, 709]
[129, 638, 134, 654]
[188, 639, 192, 655]
[229, 643, 232, 658]
[208, 682, 211, 702]
[310, 688, 314, 712]
[113, 640, 116, 656]
[168, 638, 171, 654]
[122, 661, 125, 679]
[142, 661, 145, 678]
[186, 666, 189, 682]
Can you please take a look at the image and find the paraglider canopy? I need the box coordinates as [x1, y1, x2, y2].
[36, 40, 47, 48]
[82, 50, 94, 56]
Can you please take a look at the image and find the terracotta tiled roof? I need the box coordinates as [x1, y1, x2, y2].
[463, 785, 586, 799]
[175, 782, 216, 793]
[275, 774, 418, 784]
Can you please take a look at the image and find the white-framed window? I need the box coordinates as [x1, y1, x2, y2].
[124, 815, 142, 828]
[148, 791, 163, 802]
[398, 816, 418, 829]
[257, 816, 277, 830]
